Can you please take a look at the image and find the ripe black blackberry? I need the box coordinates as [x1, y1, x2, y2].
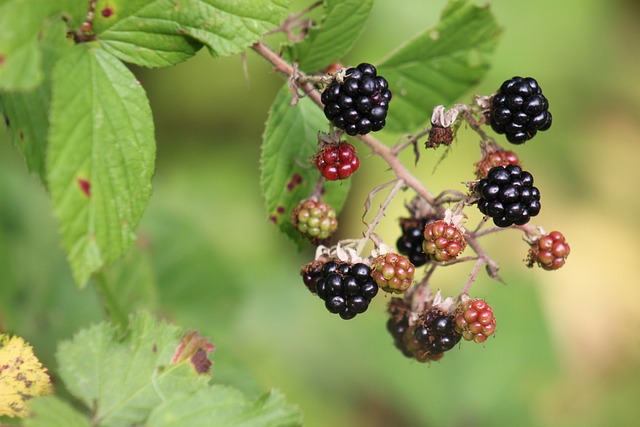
[314, 260, 378, 319]
[396, 217, 433, 267]
[476, 164, 541, 227]
[489, 76, 552, 144]
[412, 308, 461, 356]
[321, 63, 392, 136]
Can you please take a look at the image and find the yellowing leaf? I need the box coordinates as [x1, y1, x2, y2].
[0, 334, 53, 417]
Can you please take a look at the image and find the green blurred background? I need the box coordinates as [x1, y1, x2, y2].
[2, 0, 640, 425]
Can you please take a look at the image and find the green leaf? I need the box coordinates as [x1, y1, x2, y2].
[0, 19, 73, 180]
[378, 0, 502, 132]
[47, 45, 155, 287]
[287, 0, 373, 73]
[57, 312, 211, 427]
[25, 396, 90, 427]
[92, 0, 293, 68]
[260, 85, 350, 247]
[0, 0, 57, 91]
[147, 386, 302, 427]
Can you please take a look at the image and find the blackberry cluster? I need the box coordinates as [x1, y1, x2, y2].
[396, 217, 433, 267]
[308, 260, 379, 320]
[490, 76, 552, 144]
[476, 164, 541, 227]
[321, 63, 391, 136]
[411, 309, 462, 358]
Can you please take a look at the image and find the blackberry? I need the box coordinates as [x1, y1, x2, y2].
[292, 198, 338, 243]
[396, 217, 433, 267]
[371, 253, 415, 294]
[476, 164, 541, 227]
[489, 76, 552, 144]
[321, 63, 392, 135]
[454, 297, 496, 344]
[412, 308, 461, 356]
[314, 260, 378, 319]
[527, 231, 570, 270]
[314, 141, 360, 180]
[422, 220, 467, 262]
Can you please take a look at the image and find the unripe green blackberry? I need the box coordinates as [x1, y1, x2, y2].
[371, 253, 415, 294]
[292, 198, 337, 244]
[422, 220, 467, 262]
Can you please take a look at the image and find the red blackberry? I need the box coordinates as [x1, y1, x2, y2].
[454, 297, 496, 344]
[292, 198, 338, 243]
[314, 260, 378, 319]
[474, 149, 521, 179]
[476, 164, 541, 227]
[314, 141, 360, 180]
[527, 231, 570, 270]
[371, 253, 415, 294]
[396, 217, 433, 267]
[422, 220, 467, 262]
[489, 76, 552, 144]
[321, 63, 392, 135]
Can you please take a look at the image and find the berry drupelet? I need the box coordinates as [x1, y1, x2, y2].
[321, 63, 392, 135]
[476, 164, 541, 227]
[489, 76, 552, 144]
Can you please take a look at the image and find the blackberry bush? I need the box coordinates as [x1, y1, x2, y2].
[476, 164, 541, 227]
[321, 63, 392, 135]
[489, 76, 552, 144]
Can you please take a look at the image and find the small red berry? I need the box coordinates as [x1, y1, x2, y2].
[527, 231, 570, 270]
[474, 149, 521, 179]
[422, 220, 467, 262]
[454, 296, 496, 344]
[313, 141, 360, 180]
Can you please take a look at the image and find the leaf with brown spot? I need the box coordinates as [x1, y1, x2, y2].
[0, 334, 53, 418]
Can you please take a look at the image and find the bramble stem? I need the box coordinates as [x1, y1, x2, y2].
[251, 41, 502, 292]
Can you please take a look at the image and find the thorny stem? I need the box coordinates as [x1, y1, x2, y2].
[251, 41, 505, 293]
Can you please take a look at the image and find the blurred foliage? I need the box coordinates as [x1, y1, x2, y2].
[2, 0, 640, 426]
